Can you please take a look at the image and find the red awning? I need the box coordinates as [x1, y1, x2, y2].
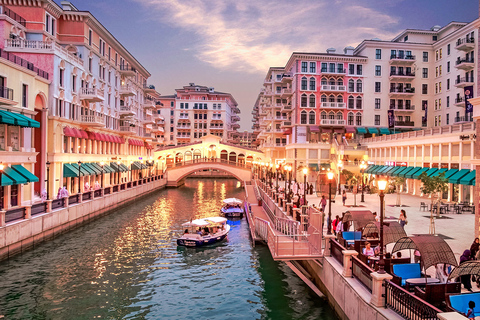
[87, 131, 96, 140]
[79, 130, 89, 139]
[114, 136, 120, 143]
[63, 127, 75, 137]
[98, 133, 106, 141]
[310, 126, 320, 132]
[283, 129, 292, 135]
[106, 135, 113, 142]
[72, 128, 82, 138]
[346, 127, 356, 133]
[129, 139, 135, 145]
[334, 128, 344, 134]
[119, 137, 125, 144]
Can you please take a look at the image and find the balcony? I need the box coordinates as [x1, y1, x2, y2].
[455, 37, 475, 51]
[232, 107, 240, 114]
[210, 126, 224, 130]
[142, 99, 155, 109]
[455, 77, 475, 88]
[231, 115, 240, 122]
[320, 119, 346, 126]
[390, 105, 415, 112]
[0, 86, 15, 106]
[281, 121, 292, 128]
[144, 115, 154, 124]
[119, 64, 136, 77]
[320, 68, 346, 75]
[281, 88, 293, 97]
[145, 123, 152, 130]
[120, 126, 137, 135]
[80, 87, 104, 102]
[120, 84, 136, 96]
[143, 84, 156, 93]
[120, 105, 136, 116]
[281, 73, 292, 83]
[455, 116, 473, 123]
[389, 71, 415, 81]
[454, 97, 465, 106]
[455, 58, 475, 70]
[152, 125, 164, 133]
[321, 85, 346, 92]
[177, 135, 191, 139]
[232, 123, 240, 129]
[0, 6, 26, 27]
[79, 115, 105, 127]
[389, 87, 415, 96]
[394, 121, 415, 127]
[321, 102, 345, 108]
[281, 104, 292, 112]
[389, 55, 416, 64]
[251, 110, 258, 115]
[176, 125, 191, 130]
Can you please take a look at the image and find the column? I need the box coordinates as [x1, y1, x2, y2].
[370, 272, 393, 308]
[323, 234, 336, 256]
[24, 205, 31, 219]
[342, 250, 358, 277]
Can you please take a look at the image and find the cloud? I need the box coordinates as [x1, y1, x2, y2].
[135, 0, 401, 73]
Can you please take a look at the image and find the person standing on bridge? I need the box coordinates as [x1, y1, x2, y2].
[320, 195, 327, 212]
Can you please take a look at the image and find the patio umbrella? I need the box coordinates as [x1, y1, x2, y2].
[342, 210, 376, 231]
[362, 221, 407, 245]
[223, 198, 243, 205]
[448, 261, 480, 281]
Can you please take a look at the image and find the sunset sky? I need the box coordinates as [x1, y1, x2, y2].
[59, 0, 479, 130]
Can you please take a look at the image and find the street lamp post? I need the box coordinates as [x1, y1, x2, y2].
[46, 161, 51, 200]
[302, 168, 308, 206]
[377, 180, 388, 274]
[338, 161, 343, 195]
[286, 165, 292, 203]
[130, 161, 133, 182]
[100, 161, 104, 189]
[327, 171, 334, 235]
[77, 161, 82, 194]
[275, 164, 279, 193]
[0, 163, 4, 210]
[360, 161, 367, 202]
[116, 161, 120, 185]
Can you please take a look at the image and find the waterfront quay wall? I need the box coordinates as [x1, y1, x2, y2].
[0, 177, 166, 262]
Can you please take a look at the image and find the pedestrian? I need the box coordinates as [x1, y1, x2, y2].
[470, 238, 480, 260]
[342, 190, 347, 206]
[466, 301, 475, 319]
[335, 217, 343, 236]
[309, 183, 313, 195]
[398, 209, 407, 228]
[460, 249, 473, 292]
[320, 195, 327, 212]
[332, 215, 339, 235]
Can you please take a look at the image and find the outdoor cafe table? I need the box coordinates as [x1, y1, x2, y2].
[405, 277, 440, 290]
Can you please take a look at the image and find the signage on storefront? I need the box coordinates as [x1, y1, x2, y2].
[459, 134, 476, 141]
[397, 162, 407, 167]
[451, 163, 459, 169]
[385, 161, 396, 166]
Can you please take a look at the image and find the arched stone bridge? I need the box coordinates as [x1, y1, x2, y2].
[165, 159, 253, 187]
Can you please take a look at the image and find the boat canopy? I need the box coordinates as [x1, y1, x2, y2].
[223, 198, 243, 205]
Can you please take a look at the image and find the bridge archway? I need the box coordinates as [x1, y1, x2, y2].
[175, 152, 183, 163]
[246, 155, 253, 165]
[185, 151, 192, 161]
[238, 154, 245, 165]
[220, 150, 228, 160]
[229, 151, 237, 162]
[193, 149, 201, 160]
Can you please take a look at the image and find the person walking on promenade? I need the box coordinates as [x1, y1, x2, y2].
[470, 238, 480, 260]
[320, 195, 327, 212]
[398, 209, 407, 228]
[332, 215, 340, 235]
[460, 250, 473, 292]
[342, 190, 347, 206]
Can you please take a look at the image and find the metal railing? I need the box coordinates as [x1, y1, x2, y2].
[52, 198, 65, 210]
[351, 256, 373, 292]
[0, 86, 14, 100]
[82, 192, 91, 201]
[112, 185, 119, 192]
[104, 188, 111, 195]
[0, 48, 49, 80]
[119, 64, 136, 73]
[5, 207, 25, 223]
[0, 6, 26, 26]
[69, 194, 79, 205]
[94, 190, 102, 198]
[385, 280, 441, 320]
[330, 239, 345, 266]
[31, 202, 47, 216]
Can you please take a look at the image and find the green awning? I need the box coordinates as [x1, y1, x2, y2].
[412, 167, 429, 179]
[84, 163, 101, 175]
[71, 163, 90, 176]
[367, 127, 379, 134]
[378, 166, 392, 174]
[448, 169, 470, 184]
[11, 165, 39, 183]
[370, 165, 384, 174]
[444, 169, 459, 179]
[365, 165, 377, 174]
[398, 166, 415, 178]
[131, 162, 142, 170]
[101, 164, 115, 173]
[459, 170, 476, 186]
[379, 128, 390, 135]
[0, 110, 40, 128]
[425, 168, 438, 177]
[405, 167, 422, 179]
[90, 163, 103, 173]
[141, 163, 148, 169]
[63, 163, 79, 178]
[3, 166, 28, 184]
[119, 163, 129, 172]
[431, 168, 448, 177]
[308, 163, 319, 171]
[383, 166, 397, 175]
[0, 171, 14, 186]
[110, 162, 119, 172]
[389, 167, 405, 177]
[356, 127, 367, 134]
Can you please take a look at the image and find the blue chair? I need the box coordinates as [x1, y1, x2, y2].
[342, 231, 362, 247]
[448, 292, 480, 314]
[392, 263, 422, 286]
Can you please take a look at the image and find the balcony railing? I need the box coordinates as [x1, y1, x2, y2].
[0, 6, 26, 27]
[0, 86, 14, 100]
[394, 120, 415, 126]
[4, 40, 82, 67]
[321, 85, 346, 92]
[455, 77, 475, 85]
[119, 64, 136, 73]
[390, 55, 416, 61]
[455, 116, 473, 123]
[455, 97, 464, 104]
[321, 102, 345, 108]
[0, 48, 49, 79]
[120, 126, 136, 134]
[389, 71, 415, 77]
[321, 68, 346, 74]
[320, 119, 346, 125]
[390, 105, 415, 111]
[456, 37, 475, 50]
[80, 115, 105, 126]
[456, 58, 474, 65]
[389, 87, 415, 94]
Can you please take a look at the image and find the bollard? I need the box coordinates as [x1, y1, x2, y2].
[342, 250, 358, 277]
[370, 272, 393, 307]
[323, 234, 336, 256]
[46, 199, 53, 213]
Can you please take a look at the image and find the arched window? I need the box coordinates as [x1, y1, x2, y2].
[329, 78, 335, 86]
[301, 94, 307, 107]
[329, 94, 335, 102]
[348, 95, 354, 109]
[356, 112, 362, 126]
[337, 79, 344, 86]
[309, 111, 315, 124]
[356, 80, 363, 93]
[321, 78, 327, 85]
[301, 77, 307, 90]
[336, 112, 343, 120]
[321, 111, 327, 119]
[348, 79, 354, 92]
[348, 112, 354, 125]
[356, 96, 362, 109]
[336, 95, 343, 102]
[321, 94, 327, 102]
[309, 77, 316, 90]
[328, 111, 335, 119]
[301, 111, 307, 124]
[309, 94, 315, 108]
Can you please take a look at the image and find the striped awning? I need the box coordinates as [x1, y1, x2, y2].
[0, 110, 40, 128]
[405, 167, 423, 179]
[412, 167, 430, 179]
[367, 127, 379, 134]
[356, 127, 367, 134]
[459, 170, 476, 186]
[448, 169, 470, 184]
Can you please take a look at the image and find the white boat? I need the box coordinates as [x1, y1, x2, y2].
[177, 217, 230, 247]
[221, 198, 244, 218]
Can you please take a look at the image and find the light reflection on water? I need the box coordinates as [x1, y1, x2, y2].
[0, 178, 336, 320]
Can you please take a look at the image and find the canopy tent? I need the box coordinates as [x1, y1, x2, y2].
[448, 169, 470, 184]
[342, 210, 376, 231]
[448, 261, 480, 281]
[389, 166, 406, 177]
[362, 221, 407, 245]
[371, 165, 385, 174]
[11, 165, 39, 183]
[392, 166, 410, 177]
[411, 167, 429, 179]
[392, 235, 458, 271]
[0, 110, 40, 128]
[379, 128, 390, 135]
[367, 127, 379, 134]
[223, 198, 242, 205]
[398, 166, 416, 178]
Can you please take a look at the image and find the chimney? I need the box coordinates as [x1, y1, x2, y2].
[209, 87, 214, 93]
[61, 1, 79, 11]
[326, 48, 336, 54]
[343, 46, 355, 55]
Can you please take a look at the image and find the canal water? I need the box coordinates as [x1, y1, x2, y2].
[0, 178, 336, 320]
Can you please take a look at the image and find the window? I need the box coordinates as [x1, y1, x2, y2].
[301, 62, 308, 73]
[356, 96, 362, 109]
[435, 67, 438, 77]
[439, 82, 442, 93]
[72, 75, 76, 91]
[59, 68, 64, 87]
[309, 78, 315, 90]
[447, 44, 451, 55]
[348, 80, 354, 92]
[423, 52, 428, 62]
[433, 35, 438, 41]
[349, 64, 355, 75]
[321, 63, 327, 72]
[447, 61, 450, 73]
[375, 65, 381, 76]
[180, 103, 184, 109]
[45, 13, 55, 36]
[310, 62, 316, 73]
[309, 111, 315, 124]
[375, 82, 381, 93]
[439, 48, 442, 59]
[355, 113, 362, 126]
[89, 29, 92, 46]
[375, 115, 380, 125]
[439, 65, 442, 76]
[22, 84, 27, 108]
[422, 84, 428, 94]
[422, 68, 428, 78]
[301, 111, 307, 124]
[375, 49, 381, 59]
[422, 100, 427, 110]
[404, 36, 408, 42]
[435, 83, 438, 94]
[348, 96, 354, 109]
[348, 112, 354, 125]
[301, 94, 307, 107]
[357, 65, 362, 75]
[185, 103, 189, 109]
[375, 98, 381, 109]
[301, 77, 307, 90]
[447, 96, 450, 107]
[446, 113, 449, 125]
[88, 58, 92, 72]
[356, 80, 362, 93]
[115, 53, 118, 66]
[309, 94, 315, 108]
[435, 50, 439, 61]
